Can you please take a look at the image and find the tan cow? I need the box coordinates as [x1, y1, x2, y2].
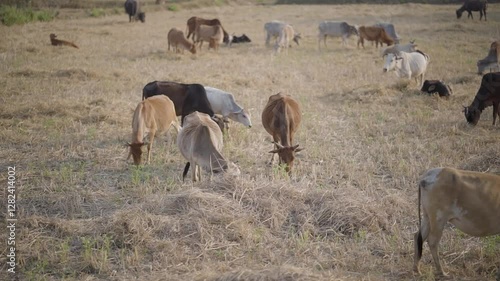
[357, 26, 394, 48]
[128, 95, 179, 165]
[414, 167, 500, 277]
[177, 111, 239, 182]
[167, 27, 196, 54]
[261, 93, 303, 175]
[185, 16, 229, 44]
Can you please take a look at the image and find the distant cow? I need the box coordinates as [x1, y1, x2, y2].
[124, 0, 145, 23]
[186, 16, 229, 44]
[357, 26, 394, 48]
[167, 28, 196, 54]
[142, 81, 225, 130]
[177, 111, 240, 182]
[318, 21, 358, 49]
[463, 72, 500, 126]
[128, 95, 179, 165]
[194, 24, 224, 51]
[261, 93, 303, 175]
[456, 0, 487, 21]
[413, 167, 500, 277]
[477, 41, 499, 74]
[383, 50, 429, 87]
[230, 34, 251, 44]
[420, 80, 452, 98]
[374, 23, 401, 44]
[264, 20, 301, 47]
[274, 24, 298, 54]
[204, 86, 252, 132]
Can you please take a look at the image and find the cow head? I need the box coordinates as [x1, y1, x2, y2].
[456, 9, 463, 19]
[229, 109, 252, 128]
[189, 44, 197, 54]
[269, 142, 304, 174]
[138, 12, 145, 23]
[293, 33, 302, 46]
[463, 106, 481, 125]
[127, 142, 146, 165]
[348, 25, 359, 37]
[383, 53, 402, 73]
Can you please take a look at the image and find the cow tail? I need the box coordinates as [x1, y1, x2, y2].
[182, 162, 190, 182]
[416, 179, 423, 260]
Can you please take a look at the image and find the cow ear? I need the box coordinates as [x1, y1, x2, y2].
[428, 85, 436, 92]
[269, 149, 280, 154]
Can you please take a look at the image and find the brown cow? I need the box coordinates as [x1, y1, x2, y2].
[261, 93, 303, 175]
[414, 167, 500, 277]
[128, 95, 179, 165]
[186, 16, 229, 44]
[357, 26, 394, 49]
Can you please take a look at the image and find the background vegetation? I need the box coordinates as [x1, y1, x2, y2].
[1, 2, 500, 281]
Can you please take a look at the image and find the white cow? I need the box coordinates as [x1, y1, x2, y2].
[318, 21, 358, 49]
[264, 20, 301, 47]
[383, 50, 429, 87]
[204, 86, 252, 131]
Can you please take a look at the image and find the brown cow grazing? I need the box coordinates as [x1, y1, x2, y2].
[414, 167, 500, 277]
[177, 111, 240, 182]
[167, 28, 196, 54]
[186, 16, 229, 44]
[128, 95, 179, 165]
[463, 72, 500, 126]
[261, 93, 303, 175]
[357, 26, 394, 49]
[50, 34, 79, 49]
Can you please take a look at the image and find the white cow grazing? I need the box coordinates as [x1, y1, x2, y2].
[177, 111, 240, 182]
[264, 20, 301, 47]
[414, 167, 500, 278]
[383, 50, 429, 87]
[318, 21, 358, 49]
[204, 86, 252, 132]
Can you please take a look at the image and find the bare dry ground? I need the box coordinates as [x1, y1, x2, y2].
[1, 2, 500, 281]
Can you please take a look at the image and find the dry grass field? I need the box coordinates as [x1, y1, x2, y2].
[1, 2, 500, 280]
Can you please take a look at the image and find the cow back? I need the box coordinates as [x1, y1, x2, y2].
[181, 84, 215, 126]
[142, 81, 189, 116]
[262, 93, 301, 146]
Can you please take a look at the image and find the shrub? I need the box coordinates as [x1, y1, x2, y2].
[89, 7, 105, 18]
[0, 5, 55, 26]
[167, 4, 179, 11]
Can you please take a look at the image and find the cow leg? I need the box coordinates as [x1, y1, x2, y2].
[268, 137, 279, 165]
[324, 35, 328, 48]
[492, 103, 499, 125]
[427, 214, 448, 277]
[147, 131, 155, 164]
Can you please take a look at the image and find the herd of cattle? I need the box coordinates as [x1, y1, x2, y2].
[118, 0, 500, 278]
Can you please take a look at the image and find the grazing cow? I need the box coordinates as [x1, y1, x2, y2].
[477, 41, 500, 74]
[230, 34, 251, 44]
[381, 41, 417, 56]
[413, 167, 500, 277]
[141, 81, 225, 131]
[456, 0, 487, 21]
[49, 33, 79, 49]
[204, 86, 252, 132]
[261, 93, 303, 175]
[264, 20, 301, 47]
[383, 50, 429, 87]
[186, 16, 229, 44]
[274, 24, 297, 54]
[420, 80, 452, 98]
[374, 23, 401, 44]
[124, 0, 145, 23]
[357, 26, 394, 48]
[318, 21, 359, 49]
[128, 95, 179, 165]
[194, 25, 224, 51]
[167, 28, 196, 54]
[463, 72, 500, 126]
[177, 111, 240, 182]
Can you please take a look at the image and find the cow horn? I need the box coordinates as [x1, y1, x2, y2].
[273, 141, 284, 149]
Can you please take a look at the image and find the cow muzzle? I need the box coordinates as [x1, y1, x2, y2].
[383, 68, 388, 73]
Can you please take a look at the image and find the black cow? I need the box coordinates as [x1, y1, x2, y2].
[420, 80, 452, 98]
[456, 0, 487, 21]
[464, 72, 500, 126]
[231, 34, 252, 44]
[124, 0, 145, 23]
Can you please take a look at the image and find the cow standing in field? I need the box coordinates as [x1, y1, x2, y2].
[274, 24, 298, 54]
[463, 72, 500, 126]
[383, 50, 429, 87]
[177, 111, 240, 182]
[186, 16, 229, 44]
[204, 86, 252, 133]
[456, 0, 487, 21]
[167, 28, 196, 54]
[261, 93, 303, 175]
[128, 95, 179, 165]
[124, 0, 145, 23]
[318, 21, 358, 49]
[264, 20, 301, 47]
[414, 167, 500, 278]
[357, 26, 394, 48]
